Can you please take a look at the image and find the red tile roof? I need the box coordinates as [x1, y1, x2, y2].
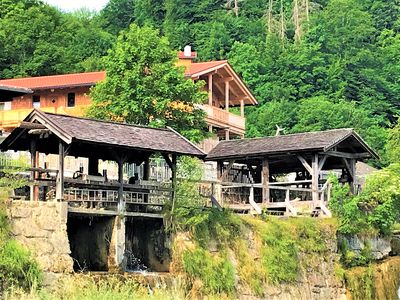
[185, 61, 228, 77]
[0, 71, 106, 90]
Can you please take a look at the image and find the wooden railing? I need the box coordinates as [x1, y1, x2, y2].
[199, 104, 245, 131]
[0, 105, 90, 129]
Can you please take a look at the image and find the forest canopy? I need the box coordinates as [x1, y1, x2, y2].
[1, 0, 399, 163]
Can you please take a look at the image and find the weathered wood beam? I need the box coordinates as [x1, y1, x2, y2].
[219, 160, 235, 181]
[311, 154, 319, 204]
[30, 139, 37, 201]
[262, 159, 270, 203]
[55, 141, 64, 201]
[20, 121, 46, 130]
[318, 155, 328, 172]
[323, 151, 370, 160]
[171, 154, 177, 202]
[117, 158, 125, 212]
[162, 153, 173, 170]
[297, 155, 312, 174]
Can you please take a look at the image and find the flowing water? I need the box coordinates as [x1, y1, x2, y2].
[124, 250, 149, 274]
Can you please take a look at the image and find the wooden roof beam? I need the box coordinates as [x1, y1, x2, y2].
[322, 150, 371, 160]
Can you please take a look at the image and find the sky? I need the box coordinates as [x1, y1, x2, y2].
[43, 0, 108, 12]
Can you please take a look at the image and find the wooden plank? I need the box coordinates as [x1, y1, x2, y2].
[297, 155, 313, 174]
[262, 159, 270, 203]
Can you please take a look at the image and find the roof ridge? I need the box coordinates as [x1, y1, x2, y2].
[0, 71, 106, 82]
[43, 111, 172, 132]
[218, 128, 354, 144]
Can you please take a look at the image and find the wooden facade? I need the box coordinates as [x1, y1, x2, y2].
[0, 52, 257, 145]
[205, 129, 378, 217]
[1, 109, 205, 218]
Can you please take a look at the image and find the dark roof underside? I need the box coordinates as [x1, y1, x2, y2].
[0, 85, 33, 100]
[0, 110, 205, 159]
[206, 129, 377, 161]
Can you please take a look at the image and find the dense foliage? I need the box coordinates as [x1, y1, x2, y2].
[330, 164, 400, 236]
[2, 0, 400, 158]
[88, 24, 208, 142]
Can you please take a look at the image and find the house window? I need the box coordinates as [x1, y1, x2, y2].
[0, 102, 11, 111]
[32, 95, 40, 108]
[67, 93, 75, 107]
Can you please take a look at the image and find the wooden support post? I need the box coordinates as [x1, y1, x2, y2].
[117, 159, 125, 213]
[208, 74, 213, 106]
[55, 141, 65, 201]
[240, 99, 244, 117]
[225, 129, 230, 141]
[143, 158, 150, 180]
[225, 80, 230, 111]
[311, 154, 319, 205]
[88, 157, 99, 175]
[262, 159, 270, 203]
[30, 139, 37, 201]
[171, 154, 177, 205]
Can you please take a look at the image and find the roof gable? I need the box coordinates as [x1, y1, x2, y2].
[206, 129, 378, 160]
[1, 109, 205, 158]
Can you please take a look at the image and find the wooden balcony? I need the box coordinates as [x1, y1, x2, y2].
[0, 106, 89, 130]
[200, 104, 245, 134]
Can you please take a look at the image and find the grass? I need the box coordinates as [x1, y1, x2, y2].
[172, 205, 338, 297]
[6, 275, 187, 300]
[0, 168, 42, 294]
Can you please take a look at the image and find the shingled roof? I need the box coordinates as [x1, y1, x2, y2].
[1, 109, 205, 158]
[206, 129, 378, 160]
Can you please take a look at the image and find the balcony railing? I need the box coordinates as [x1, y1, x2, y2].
[199, 104, 245, 132]
[0, 106, 90, 129]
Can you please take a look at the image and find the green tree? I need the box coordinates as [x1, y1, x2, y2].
[88, 24, 208, 142]
[386, 122, 400, 164]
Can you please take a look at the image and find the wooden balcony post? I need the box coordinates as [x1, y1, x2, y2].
[262, 159, 270, 203]
[208, 74, 213, 106]
[55, 141, 64, 201]
[240, 99, 245, 117]
[225, 80, 230, 112]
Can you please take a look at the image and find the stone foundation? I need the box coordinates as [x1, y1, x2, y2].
[7, 200, 74, 273]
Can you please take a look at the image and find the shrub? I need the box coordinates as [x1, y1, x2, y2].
[182, 248, 235, 295]
[329, 164, 400, 236]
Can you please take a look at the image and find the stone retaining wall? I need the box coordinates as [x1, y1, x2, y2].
[7, 200, 74, 273]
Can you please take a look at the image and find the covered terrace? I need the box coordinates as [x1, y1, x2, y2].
[205, 129, 378, 217]
[0, 109, 205, 217]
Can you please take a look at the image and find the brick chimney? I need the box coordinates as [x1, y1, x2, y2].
[177, 45, 197, 68]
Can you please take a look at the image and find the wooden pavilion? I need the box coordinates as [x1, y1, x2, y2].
[0, 109, 205, 217]
[205, 129, 378, 216]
